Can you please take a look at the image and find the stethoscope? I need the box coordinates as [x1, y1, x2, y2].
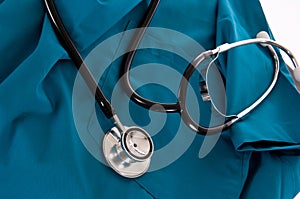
[44, 0, 300, 178]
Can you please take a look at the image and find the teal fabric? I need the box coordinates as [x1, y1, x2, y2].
[215, 0, 300, 152]
[0, 0, 299, 198]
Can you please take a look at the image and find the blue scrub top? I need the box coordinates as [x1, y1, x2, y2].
[1, 0, 300, 198]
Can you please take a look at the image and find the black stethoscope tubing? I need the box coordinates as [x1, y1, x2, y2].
[121, 0, 236, 133]
[45, 0, 279, 135]
[44, 0, 116, 119]
[43, 0, 300, 178]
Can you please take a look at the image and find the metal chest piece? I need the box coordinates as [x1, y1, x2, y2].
[103, 126, 154, 178]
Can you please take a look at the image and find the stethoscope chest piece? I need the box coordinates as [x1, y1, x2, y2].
[102, 126, 154, 178]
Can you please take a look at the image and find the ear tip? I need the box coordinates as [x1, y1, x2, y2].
[256, 31, 270, 39]
[256, 31, 270, 47]
[293, 67, 300, 82]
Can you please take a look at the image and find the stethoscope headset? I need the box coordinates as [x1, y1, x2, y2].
[44, 0, 300, 178]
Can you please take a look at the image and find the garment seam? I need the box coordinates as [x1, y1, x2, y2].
[134, 180, 157, 199]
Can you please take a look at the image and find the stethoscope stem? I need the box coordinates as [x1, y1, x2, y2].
[112, 114, 126, 133]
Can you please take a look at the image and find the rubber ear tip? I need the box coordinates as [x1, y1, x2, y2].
[293, 67, 300, 82]
[256, 31, 270, 47]
[256, 31, 270, 39]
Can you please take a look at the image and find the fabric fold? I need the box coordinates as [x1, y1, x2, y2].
[216, 0, 300, 151]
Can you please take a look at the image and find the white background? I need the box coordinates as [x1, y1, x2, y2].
[260, 0, 300, 60]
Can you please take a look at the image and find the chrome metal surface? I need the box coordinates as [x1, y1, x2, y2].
[103, 127, 153, 178]
[121, 127, 153, 161]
